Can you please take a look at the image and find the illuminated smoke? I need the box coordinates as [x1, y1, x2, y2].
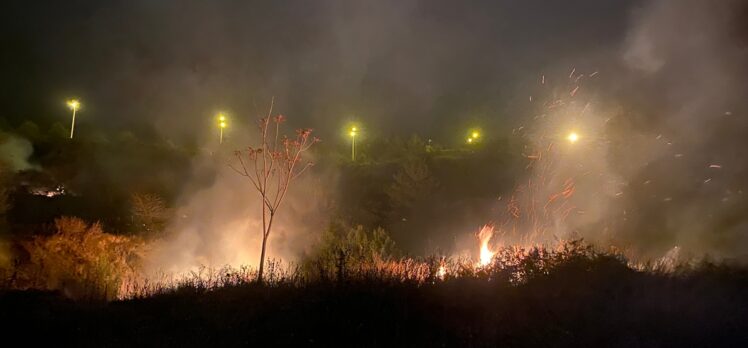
[144, 129, 332, 275]
[0, 133, 37, 172]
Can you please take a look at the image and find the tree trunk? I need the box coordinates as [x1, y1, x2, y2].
[257, 213, 275, 284]
[257, 233, 269, 283]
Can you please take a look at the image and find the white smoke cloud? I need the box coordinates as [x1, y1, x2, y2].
[0, 133, 37, 172]
[615, 0, 748, 259]
[481, 0, 748, 261]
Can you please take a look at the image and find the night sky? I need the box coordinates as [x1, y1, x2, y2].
[1, 0, 640, 142]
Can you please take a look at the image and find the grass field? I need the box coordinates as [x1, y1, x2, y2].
[4, 246, 748, 347]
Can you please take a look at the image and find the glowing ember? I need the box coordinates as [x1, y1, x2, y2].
[30, 185, 67, 197]
[477, 224, 496, 267]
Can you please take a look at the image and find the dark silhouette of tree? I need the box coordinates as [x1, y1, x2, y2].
[387, 156, 439, 211]
[130, 192, 168, 236]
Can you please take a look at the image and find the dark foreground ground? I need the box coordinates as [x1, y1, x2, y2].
[3, 257, 748, 347]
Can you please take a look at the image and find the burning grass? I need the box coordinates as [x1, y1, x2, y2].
[4, 238, 748, 347]
[1, 215, 704, 302]
[116, 238, 684, 300]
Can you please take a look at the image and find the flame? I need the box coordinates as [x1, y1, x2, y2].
[436, 265, 446, 280]
[477, 224, 496, 267]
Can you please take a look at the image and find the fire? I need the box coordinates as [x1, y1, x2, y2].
[477, 224, 496, 267]
[437, 265, 446, 279]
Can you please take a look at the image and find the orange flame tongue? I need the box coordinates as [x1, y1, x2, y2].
[477, 224, 496, 267]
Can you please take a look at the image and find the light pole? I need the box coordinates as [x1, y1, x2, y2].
[349, 127, 357, 161]
[67, 99, 80, 139]
[218, 113, 227, 144]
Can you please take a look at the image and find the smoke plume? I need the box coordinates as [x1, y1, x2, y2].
[145, 122, 333, 274]
[0, 133, 37, 172]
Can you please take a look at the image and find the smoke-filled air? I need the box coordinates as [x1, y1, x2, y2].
[2, 0, 748, 346]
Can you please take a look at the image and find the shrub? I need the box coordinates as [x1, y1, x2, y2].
[19, 216, 146, 299]
[302, 223, 398, 280]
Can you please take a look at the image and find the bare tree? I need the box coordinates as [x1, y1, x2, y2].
[231, 100, 318, 283]
[130, 192, 168, 236]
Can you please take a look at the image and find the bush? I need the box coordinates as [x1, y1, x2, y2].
[18, 216, 146, 299]
[302, 223, 398, 280]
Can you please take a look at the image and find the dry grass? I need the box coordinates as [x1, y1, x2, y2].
[8, 217, 146, 300]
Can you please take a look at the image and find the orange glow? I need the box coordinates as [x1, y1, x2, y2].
[477, 224, 496, 267]
[436, 264, 447, 279]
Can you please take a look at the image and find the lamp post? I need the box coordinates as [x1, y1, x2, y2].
[218, 114, 227, 144]
[349, 127, 357, 161]
[67, 99, 80, 139]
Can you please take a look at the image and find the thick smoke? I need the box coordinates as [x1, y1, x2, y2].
[146, 122, 334, 274]
[614, 0, 748, 260]
[148, 0, 748, 269]
[4, 0, 747, 266]
[0, 133, 37, 172]
[481, 0, 748, 262]
[0, 133, 36, 268]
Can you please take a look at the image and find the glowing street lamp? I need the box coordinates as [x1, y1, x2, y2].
[218, 113, 228, 144]
[67, 99, 80, 139]
[467, 129, 480, 145]
[349, 126, 358, 161]
[566, 132, 579, 144]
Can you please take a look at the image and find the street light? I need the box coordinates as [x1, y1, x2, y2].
[467, 129, 480, 145]
[218, 113, 228, 144]
[349, 126, 358, 161]
[67, 99, 80, 139]
[566, 132, 579, 144]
